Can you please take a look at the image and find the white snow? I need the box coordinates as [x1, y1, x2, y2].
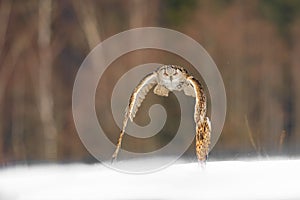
[0, 158, 299, 200]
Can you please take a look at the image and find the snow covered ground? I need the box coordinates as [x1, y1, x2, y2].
[0, 158, 299, 200]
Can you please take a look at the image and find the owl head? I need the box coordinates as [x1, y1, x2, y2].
[157, 65, 187, 82]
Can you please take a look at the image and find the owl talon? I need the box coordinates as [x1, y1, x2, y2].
[154, 84, 169, 96]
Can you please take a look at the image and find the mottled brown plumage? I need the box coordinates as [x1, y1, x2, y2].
[186, 76, 210, 162]
[112, 65, 211, 163]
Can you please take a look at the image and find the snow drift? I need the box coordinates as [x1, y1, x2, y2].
[0, 158, 299, 200]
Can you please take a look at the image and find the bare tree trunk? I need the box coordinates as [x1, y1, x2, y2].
[12, 69, 26, 161]
[0, 0, 12, 162]
[0, 38, 32, 162]
[129, 0, 159, 28]
[128, 0, 146, 66]
[72, 0, 101, 49]
[291, 20, 300, 155]
[38, 0, 58, 160]
[129, 0, 146, 28]
[281, 65, 295, 154]
[0, 0, 11, 57]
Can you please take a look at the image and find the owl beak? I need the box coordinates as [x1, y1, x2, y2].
[170, 76, 173, 82]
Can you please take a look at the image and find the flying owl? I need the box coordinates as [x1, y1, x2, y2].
[112, 65, 211, 163]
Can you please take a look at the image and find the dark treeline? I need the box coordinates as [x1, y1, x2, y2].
[0, 0, 300, 164]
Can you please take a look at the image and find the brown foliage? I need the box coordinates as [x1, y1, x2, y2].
[0, 0, 299, 164]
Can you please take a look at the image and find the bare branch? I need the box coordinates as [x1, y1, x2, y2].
[245, 115, 260, 156]
[0, 11, 35, 163]
[0, 31, 34, 106]
[38, 0, 58, 160]
[72, 0, 101, 49]
[12, 69, 27, 160]
[0, 0, 12, 58]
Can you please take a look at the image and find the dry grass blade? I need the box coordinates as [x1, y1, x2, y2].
[278, 130, 287, 153]
[245, 115, 260, 155]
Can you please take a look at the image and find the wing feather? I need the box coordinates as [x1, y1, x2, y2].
[186, 76, 207, 123]
[186, 76, 211, 163]
[112, 72, 158, 161]
[127, 72, 158, 121]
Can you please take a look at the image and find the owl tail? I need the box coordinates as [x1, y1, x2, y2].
[196, 117, 211, 164]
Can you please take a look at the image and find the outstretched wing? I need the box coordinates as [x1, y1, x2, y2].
[112, 72, 158, 161]
[186, 76, 211, 162]
[127, 72, 158, 121]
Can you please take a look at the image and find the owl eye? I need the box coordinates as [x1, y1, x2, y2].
[174, 71, 178, 76]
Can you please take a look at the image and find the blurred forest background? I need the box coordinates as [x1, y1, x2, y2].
[1, 0, 300, 165]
